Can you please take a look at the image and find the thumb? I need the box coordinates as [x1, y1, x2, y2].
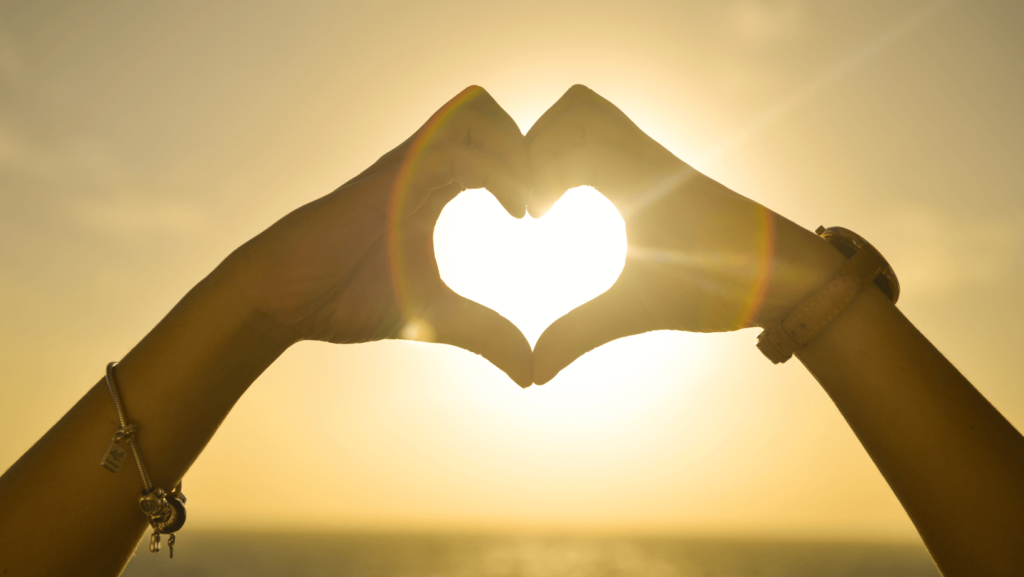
[419, 289, 534, 388]
[532, 275, 655, 385]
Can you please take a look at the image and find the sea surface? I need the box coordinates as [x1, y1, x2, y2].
[121, 532, 940, 577]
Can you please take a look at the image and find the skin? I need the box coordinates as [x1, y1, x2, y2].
[0, 86, 533, 576]
[528, 85, 1024, 576]
[1, 84, 1022, 576]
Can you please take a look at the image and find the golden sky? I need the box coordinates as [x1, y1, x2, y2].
[2, 0, 1022, 541]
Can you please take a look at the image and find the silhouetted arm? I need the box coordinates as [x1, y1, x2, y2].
[528, 85, 1024, 577]
[0, 271, 291, 576]
[797, 284, 1024, 576]
[0, 86, 533, 577]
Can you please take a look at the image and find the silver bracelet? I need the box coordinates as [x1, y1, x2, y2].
[100, 361, 187, 558]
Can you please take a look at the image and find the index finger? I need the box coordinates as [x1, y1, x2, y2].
[526, 85, 634, 143]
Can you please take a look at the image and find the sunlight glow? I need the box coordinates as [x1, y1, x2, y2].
[431, 185, 729, 459]
[435, 186, 627, 347]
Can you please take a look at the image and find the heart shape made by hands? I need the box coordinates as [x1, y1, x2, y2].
[434, 186, 627, 347]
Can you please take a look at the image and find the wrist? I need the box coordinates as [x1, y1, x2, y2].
[752, 218, 848, 328]
[212, 264, 305, 349]
[113, 269, 293, 486]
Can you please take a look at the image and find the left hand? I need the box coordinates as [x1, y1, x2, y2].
[218, 86, 534, 387]
[526, 86, 843, 384]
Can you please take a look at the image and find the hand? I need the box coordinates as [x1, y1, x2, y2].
[219, 86, 534, 387]
[527, 85, 845, 384]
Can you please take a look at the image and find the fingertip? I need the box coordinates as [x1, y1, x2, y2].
[511, 199, 527, 219]
[475, 339, 533, 389]
[527, 164, 572, 219]
[498, 176, 531, 219]
[516, 375, 533, 389]
[531, 333, 570, 386]
[478, 179, 527, 220]
[531, 360, 562, 386]
[567, 83, 593, 96]
[430, 295, 534, 390]
[504, 348, 534, 389]
[527, 199, 552, 219]
[498, 193, 527, 219]
[532, 371, 555, 386]
[526, 181, 557, 218]
[531, 283, 644, 385]
[531, 364, 561, 386]
[461, 84, 487, 99]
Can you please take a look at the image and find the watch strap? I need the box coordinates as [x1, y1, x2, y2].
[756, 243, 888, 364]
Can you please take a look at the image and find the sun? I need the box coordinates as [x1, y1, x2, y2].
[423, 185, 726, 495]
[434, 186, 627, 348]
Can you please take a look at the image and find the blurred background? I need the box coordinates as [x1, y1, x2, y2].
[1, 0, 1021, 574]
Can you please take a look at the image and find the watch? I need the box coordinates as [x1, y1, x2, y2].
[756, 226, 900, 364]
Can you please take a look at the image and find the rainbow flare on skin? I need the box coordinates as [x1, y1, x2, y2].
[385, 86, 486, 333]
[734, 204, 775, 329]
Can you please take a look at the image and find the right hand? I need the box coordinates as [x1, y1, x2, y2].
[527, 85, 844, 384]
[218, 86, 535, 387]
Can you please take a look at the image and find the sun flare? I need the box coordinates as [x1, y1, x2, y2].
[434, 186, 628, 348]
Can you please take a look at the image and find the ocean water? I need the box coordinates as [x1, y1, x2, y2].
[121, 532, 940, 577]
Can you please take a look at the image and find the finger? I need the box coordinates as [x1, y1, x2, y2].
[532, 141, 655, 215]
[351, 86, 527, 189]
[532, 274, 656, 385]
[419, 86, 531, 186]
[527, 86, 669, 218]
[465, 86, 524, 138]
[525, 84, 590, 143]
[411, 144, 529, 218]
[422, 289, 534, 388]
[527, 112, 636, 218]
[526, 84, 636, 141]
[433, 105, 532, 192]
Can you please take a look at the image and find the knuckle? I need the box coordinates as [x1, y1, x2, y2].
[462, 85, 492, 103]
[450, 109, 491, 141]
[568, 84, 593, 97]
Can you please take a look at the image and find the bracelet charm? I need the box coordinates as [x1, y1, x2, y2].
[99, 362, 187, 558]
[100, 436, 129, 473]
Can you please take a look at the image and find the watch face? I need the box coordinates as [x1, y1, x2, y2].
[818, 227, 900, 304]
[829, 237, 860, 259]
[877, 268, 900, 304]
[819, 226, 865, 256]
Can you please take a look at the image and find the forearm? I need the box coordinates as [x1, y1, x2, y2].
[797, 285, 1024, 576]
[0, 268, 293, 576]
